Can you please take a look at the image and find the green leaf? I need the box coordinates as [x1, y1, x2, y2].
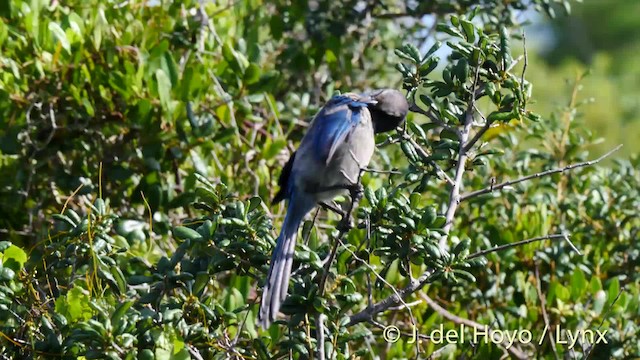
[607, 277, 620, 304]
[243, 63, 261, 85]
[570, 269, 587, 299]
[436, 23, 464, 38]
[593, 290, 607, 314]
[162, 51, 179, 87]
[55, 287, 93, 322]
[460, 20, 476, 43]
[394, 48, 415, 62]
[82, 97, 95, 117]
[48, 22, 70, 52]
[423, 41, 442, 61]
[0, 267, 15, 281]
[418, 58, 438, 77]
[453, 269, 476, 282]
[487, 110, 515, 122]
[111, 300, 134, 330]
[262, 138, 286, 160]
[173, 226, 203, 241]
[452, 239, 470, 257]
[248, 196, 262, 212]
[156, 69, 172, 112]
[2, 245, 27, 270]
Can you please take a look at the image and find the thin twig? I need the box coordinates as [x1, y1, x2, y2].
[462, 117, 492, 153]
[460, 144, 623, 202]
[362, 167, 402, 175]
[337, 237, 417, 329]
[520, 30, 528, 110]
[585, 289, 623, 359]
[420, 293, 528, 359]
[405, 135, 454, 186]
[409, 103, 458, 133]
[468, 233, 579, 259]
[230, 305, 252, 346]
[346, 267, 437, 326]
[534, 263, 559, 360]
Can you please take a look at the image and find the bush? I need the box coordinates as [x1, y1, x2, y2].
[1, 0, 638, 358]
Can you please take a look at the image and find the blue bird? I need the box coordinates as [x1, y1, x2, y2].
[258, 89, 409, 328]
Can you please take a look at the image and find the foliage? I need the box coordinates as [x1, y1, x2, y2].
[0, 0, 638, 359]
[531, 0, 640, 157]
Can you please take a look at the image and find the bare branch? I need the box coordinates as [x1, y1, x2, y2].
[534, 264, 559, 360]
[346, 268, 437, 326]
[337, 237, 417, 329]
[420, 293, 528, 360]
[315, 314, 327, 360]
[462, 119, 492, 153]
[585, 289, 624, 358]
[460, 144, 623, 202]
[441, 65, 481, 246]
[409, 103, 458, 134]
[468, 233, 580, 259]
[520, 31, 529, 110]
[362, 167, 402, 175]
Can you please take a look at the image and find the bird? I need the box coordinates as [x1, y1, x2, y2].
[258, 89, 409, 328]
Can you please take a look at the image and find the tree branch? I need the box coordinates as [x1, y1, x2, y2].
[462, 114, 491, 153]
[409, 103, 458, 134]
[460, 144, 623, 202]
[337, 237, 417, 328]
[534, 264, 560, 360]
[346, 268, 437, 326]
[468, 233, 581, 259]
[315, 314, 327, 360]
[441, 65, 481, 246]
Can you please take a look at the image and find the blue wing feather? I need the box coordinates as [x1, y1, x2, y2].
[311, 95, 370, 165]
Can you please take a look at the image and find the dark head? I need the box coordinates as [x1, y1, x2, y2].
[367, 89, 409, 133]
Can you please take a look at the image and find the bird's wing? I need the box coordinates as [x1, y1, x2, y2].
[310, 95, 372, 165]
[272, 150, 296, 204]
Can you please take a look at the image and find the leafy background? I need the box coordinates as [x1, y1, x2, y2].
[0, 0, 638, 359]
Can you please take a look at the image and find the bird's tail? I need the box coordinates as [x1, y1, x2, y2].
[258, 194, 314, 328]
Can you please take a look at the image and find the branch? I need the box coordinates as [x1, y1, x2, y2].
[420, 293, 528, 360]
[440, 65, 481, 246]
[317, 170, 364, 294]
[315, 314, 327, 360]
[533, 264, 560, 360]
[460, 144, 623, 202]
[462, 104, 491, 153]
[468, 233, 581, 259]
[337, 237, 417, 329]
[585, 288, 623, 359]
[409, 103, 458, 134]
[346, 267, 437, 326]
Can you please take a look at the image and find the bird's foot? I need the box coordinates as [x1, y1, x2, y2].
[337, 216, 354, 232]
[347, 183, 364, 202]
[319, 201, 345, 218]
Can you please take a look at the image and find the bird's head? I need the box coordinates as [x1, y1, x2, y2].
[367, 89, 409, 133]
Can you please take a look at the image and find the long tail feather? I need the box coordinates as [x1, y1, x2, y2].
[258, 193, 314, 328]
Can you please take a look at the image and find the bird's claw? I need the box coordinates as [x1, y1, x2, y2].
[337, 217, 354, 232]
[349, 183, 364, 202]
